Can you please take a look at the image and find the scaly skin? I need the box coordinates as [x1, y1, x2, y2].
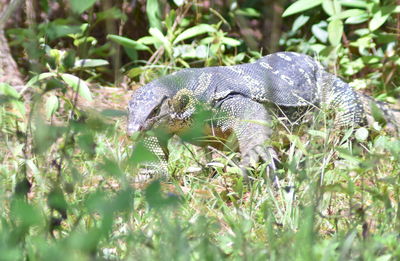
[127, 52, 399, 178]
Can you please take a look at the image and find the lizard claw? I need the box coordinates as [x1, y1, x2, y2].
[241, 146, 279, 180]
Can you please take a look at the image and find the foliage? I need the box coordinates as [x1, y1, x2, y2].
[0, 0, 399, 260]
[281, 0, 400, 102]
[108, 1, 244, 83]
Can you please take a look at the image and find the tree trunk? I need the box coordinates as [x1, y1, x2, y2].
[262, 0, 285, 53]
[0, 29, 24, 87]
[0, 0, 24, 88]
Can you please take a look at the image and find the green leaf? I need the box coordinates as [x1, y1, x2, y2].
[138, 36, 158, 45]
[195, 45, 208, 58]
[321, 183, 348, 193]
[173, 44, 197, 58]
[375, 33, 397, 44]
[123, 46, 138, 61]
[309, 43, 326, 53]
[107, 34, 151, 52]
[12, 100, 26, 118]
[73, 36, 97, 47]
[328, 19, 343, 45]
[235, 8, 261, 18]
[129, 139, 159, 165]
[45, 23, 82, 40]
[340, 126, 354, 144]
[99, 158, 124, 177]
[146, 0, 162, 31]
[69, 0, 97, 14]
[165, 9, 176, 30]
[345, 13, 369, 24]
[111, 189, 134, 212]
[48, 188, 68, 216]
[74, 59, 109, 68]
[221, 37, 241, 46]
[282, 0, 323, 17]
[26, 72, 56, 87]
[11, 200, 43, 227]
[336, 148, 362, 164]
[33, 120, 66, 153]
[338, 0, 367, 8]
[0, 83, 26, 117]
[127, 67, 146, 78]
[145, 180, 164, 209]
[145, 180, 179, 209]
[312, 21, 328, 43]
[45, 95, 59, 119]
[361, 55, 380, 64]
[322, 0, 341, 16]
[369, 7, 392, 31]
[69, 230, 102, 253]
[61, 73, 93, 101]
[308, 130, 327, 139]
[370, 101, 387, 125]
[375, 255, 392, 261]
[95, 7, 125, 22]
[0, 83, 20, 99]
[330, 9, 366, 20]
[149, 27, 172, 55]
[292, 15, 310, 32]
[173, 24, 217, 45]
[77, 133, 95, 156]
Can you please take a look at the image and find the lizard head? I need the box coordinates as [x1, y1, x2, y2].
[127, 85, 171, 136]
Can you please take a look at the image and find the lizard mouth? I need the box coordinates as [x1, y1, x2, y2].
[142, 112, 169, 131]
[127, 112, 170, 136]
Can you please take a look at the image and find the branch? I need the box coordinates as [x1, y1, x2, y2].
[0, 0, 24, 29]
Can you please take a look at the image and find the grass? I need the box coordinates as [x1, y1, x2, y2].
[1, 86, 400, 261]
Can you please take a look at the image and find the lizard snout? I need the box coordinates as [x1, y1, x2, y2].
[127, 124, 142, 137]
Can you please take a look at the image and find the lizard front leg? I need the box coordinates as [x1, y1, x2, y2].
[215, 96, 278, 179]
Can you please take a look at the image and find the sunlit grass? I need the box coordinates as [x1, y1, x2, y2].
[1, 95, 400, 260]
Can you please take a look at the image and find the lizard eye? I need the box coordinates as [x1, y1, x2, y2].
[148, 105, 161, 119]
